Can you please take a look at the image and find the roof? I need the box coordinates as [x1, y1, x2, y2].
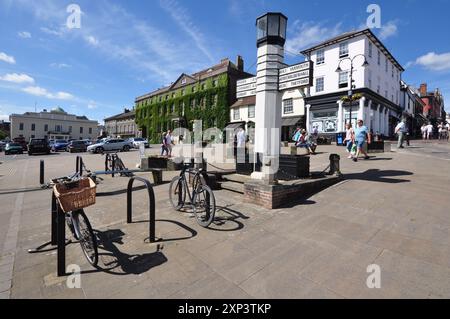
[300, 28, 404, 72]
[104, 110, 135, 122]
[136, 58, 252, 102]
[230, 96, 256, 109]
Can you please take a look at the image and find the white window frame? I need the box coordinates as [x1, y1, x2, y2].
[339, 42, 349, 58]
[233, 109, 240, 120]
[248, 105, 255, 118]
[316, 49, 325, 65]
[316, 77, 324, 92]
[338, 71, 349, 88]
[283, 99, 294, 114]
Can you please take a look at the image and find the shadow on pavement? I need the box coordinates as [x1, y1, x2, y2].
[344, 169, 413, 184]
[208, 205, 249, 232]
[81, 229, 167, 276]
[0, 187, 47, 195]
[96, 182, 169, 197]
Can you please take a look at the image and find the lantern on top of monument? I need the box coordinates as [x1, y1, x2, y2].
[256, 12, 287, 48]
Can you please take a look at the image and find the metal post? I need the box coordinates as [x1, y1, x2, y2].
[105, 154, 109, 172]
[76, 156, 80, 175]
[40, 160, 45, 185]
[79, 157, 83, 176]
[56, 202, 66, 277]
[329, 154, 342, 177]
[112, 156, 116, 178]
[51, 192, 57, 245]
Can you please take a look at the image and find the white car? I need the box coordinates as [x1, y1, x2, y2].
[87, 138, 132, 153]
[129, 137, 149, 149]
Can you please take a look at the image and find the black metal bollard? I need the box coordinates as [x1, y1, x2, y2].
[329, 154, 342, 176]
[40, 160, 45, 185]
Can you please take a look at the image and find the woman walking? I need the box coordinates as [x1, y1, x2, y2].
[343, 123, 355, 159]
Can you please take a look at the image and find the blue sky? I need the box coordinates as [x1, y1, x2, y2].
[1, 0, 449, 124]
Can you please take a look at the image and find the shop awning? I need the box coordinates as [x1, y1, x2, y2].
[281, 117, 301, 127]
[224, 122, 245, 130]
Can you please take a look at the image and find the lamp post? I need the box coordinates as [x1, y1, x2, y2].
[251, 13, 287, 183]
[335, 54, 369, 126]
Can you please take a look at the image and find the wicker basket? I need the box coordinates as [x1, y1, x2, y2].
[53, 177, 96, 213]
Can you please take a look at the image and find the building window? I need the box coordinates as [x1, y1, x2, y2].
[201, 83, 206, 90]
[68, 126, 72, 133]
[89, 127, 92, 134]
[190, 98, 195, 109]
[31, 123, 35, 131]
[283, 99, 293, 114]
[316, 49, 325, 65]
[31, 135, 35, 139]
[19, 123, 24, 130]
[233, 109, 240, 120]
[385, 58, 388, 72]
[248, 105, 255, 118]
[213, 95, 218, 107]
[316, 77, 324, 92]
[55, 125, 61, 132]
[377, 51, 381, 65]
[392, 65, 394, 78]
[339, 42, 349, 58]
[44, 124, 48, 132]
[368, 41, 372, 58]
[171, 104, 175, 113]
[368, 69, 372, 89]
[338, 71, 349, 88]
[159, 96, 162, 102]
[80, 127, 84, 134]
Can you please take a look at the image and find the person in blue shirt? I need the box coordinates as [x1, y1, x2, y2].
[352, 119, 371, 162]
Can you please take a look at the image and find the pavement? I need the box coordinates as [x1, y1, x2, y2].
[0, 140, 449, 299]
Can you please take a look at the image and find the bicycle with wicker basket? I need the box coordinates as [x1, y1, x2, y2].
[52, 173, 99, 266]
[169, 164, 216, 228]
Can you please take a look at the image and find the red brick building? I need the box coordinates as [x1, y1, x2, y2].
[419, 83, 445, 123]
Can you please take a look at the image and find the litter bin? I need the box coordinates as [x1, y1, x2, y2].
[336, 132, 346, 146]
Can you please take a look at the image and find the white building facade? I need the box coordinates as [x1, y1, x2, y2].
[301, 29, 404, 137]
[10, 107, 99, 141]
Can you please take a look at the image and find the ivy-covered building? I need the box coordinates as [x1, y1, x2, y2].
[135, 56, 253, 143]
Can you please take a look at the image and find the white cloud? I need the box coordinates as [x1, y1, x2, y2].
[0, 52, 16, 64]
[18, 31, 31, 38]
[159, 0, 215, 63]
[40, 26, 64, 37]
[85, 35, 99, 46]
[410, 52, 450, 72]
[286, 21, 342, 55]
[0, 73, 35, 84]
[50, 63, 72, 69]
[87, 101, 97, 109]
[0, 114, 9, 121]
[379, 21, 398, 40]
[22, 86, 74, 100]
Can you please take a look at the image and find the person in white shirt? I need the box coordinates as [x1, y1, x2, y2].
[165, 130, 173, 157]
[421, 124, 427, 140]
[395, 119, 407, 149]
[426, 123, 434, 140]
[236, 128, 246, 148]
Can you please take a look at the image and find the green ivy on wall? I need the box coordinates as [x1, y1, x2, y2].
[135, 74, 230, 143]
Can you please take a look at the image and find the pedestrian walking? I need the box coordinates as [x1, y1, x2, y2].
[421, 124, 427, 140]
[165, 130, 174, 157]
[395, 119, 407, 149]
[160, 132, 168, 156]
[426, 123, 434, 140]
[352, 119, 371, 162]
[343, 123, 355, 159]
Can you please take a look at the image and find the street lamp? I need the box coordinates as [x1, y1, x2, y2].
[335, 54, 369, 126]
[256, 12, 288, 48]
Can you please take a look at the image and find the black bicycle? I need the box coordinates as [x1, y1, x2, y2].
[169, 164, 216, 227]
[52, 174, 99, 266]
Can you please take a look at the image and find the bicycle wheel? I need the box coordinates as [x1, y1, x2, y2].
[66, 213, 80, 241]
[72, 209, 98, 266]
[169, 176, 186, 211]
[192, 185, 216, 228]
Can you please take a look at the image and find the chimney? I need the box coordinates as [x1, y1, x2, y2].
[236, 55, 244, 71]
[124, 108, 130, 113]
[420, 83, 427, 96]
[220, 58, 229, 64]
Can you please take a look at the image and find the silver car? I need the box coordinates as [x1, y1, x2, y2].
[87, 138, 132, 153]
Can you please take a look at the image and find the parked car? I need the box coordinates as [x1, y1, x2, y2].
[87, 138, 131, 153]
[129, 137, 149, 149]
[13, 137, 28, 151]
[82, 139, 92, 146]
[28, 138, 51, 155]
[52, 139, 69, 152]
[67, 140, 87, 153]
[4, 143, 24, 155]
[0, 140, 6, 152]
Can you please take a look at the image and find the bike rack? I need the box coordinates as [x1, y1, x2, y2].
[127, 176, 156, 243]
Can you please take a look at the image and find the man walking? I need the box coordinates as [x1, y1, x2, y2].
[426, 123, 434, 140]
[395, 119, 407, 149]
[165, 130, 174, 157]
[353, 119, 371, 162]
